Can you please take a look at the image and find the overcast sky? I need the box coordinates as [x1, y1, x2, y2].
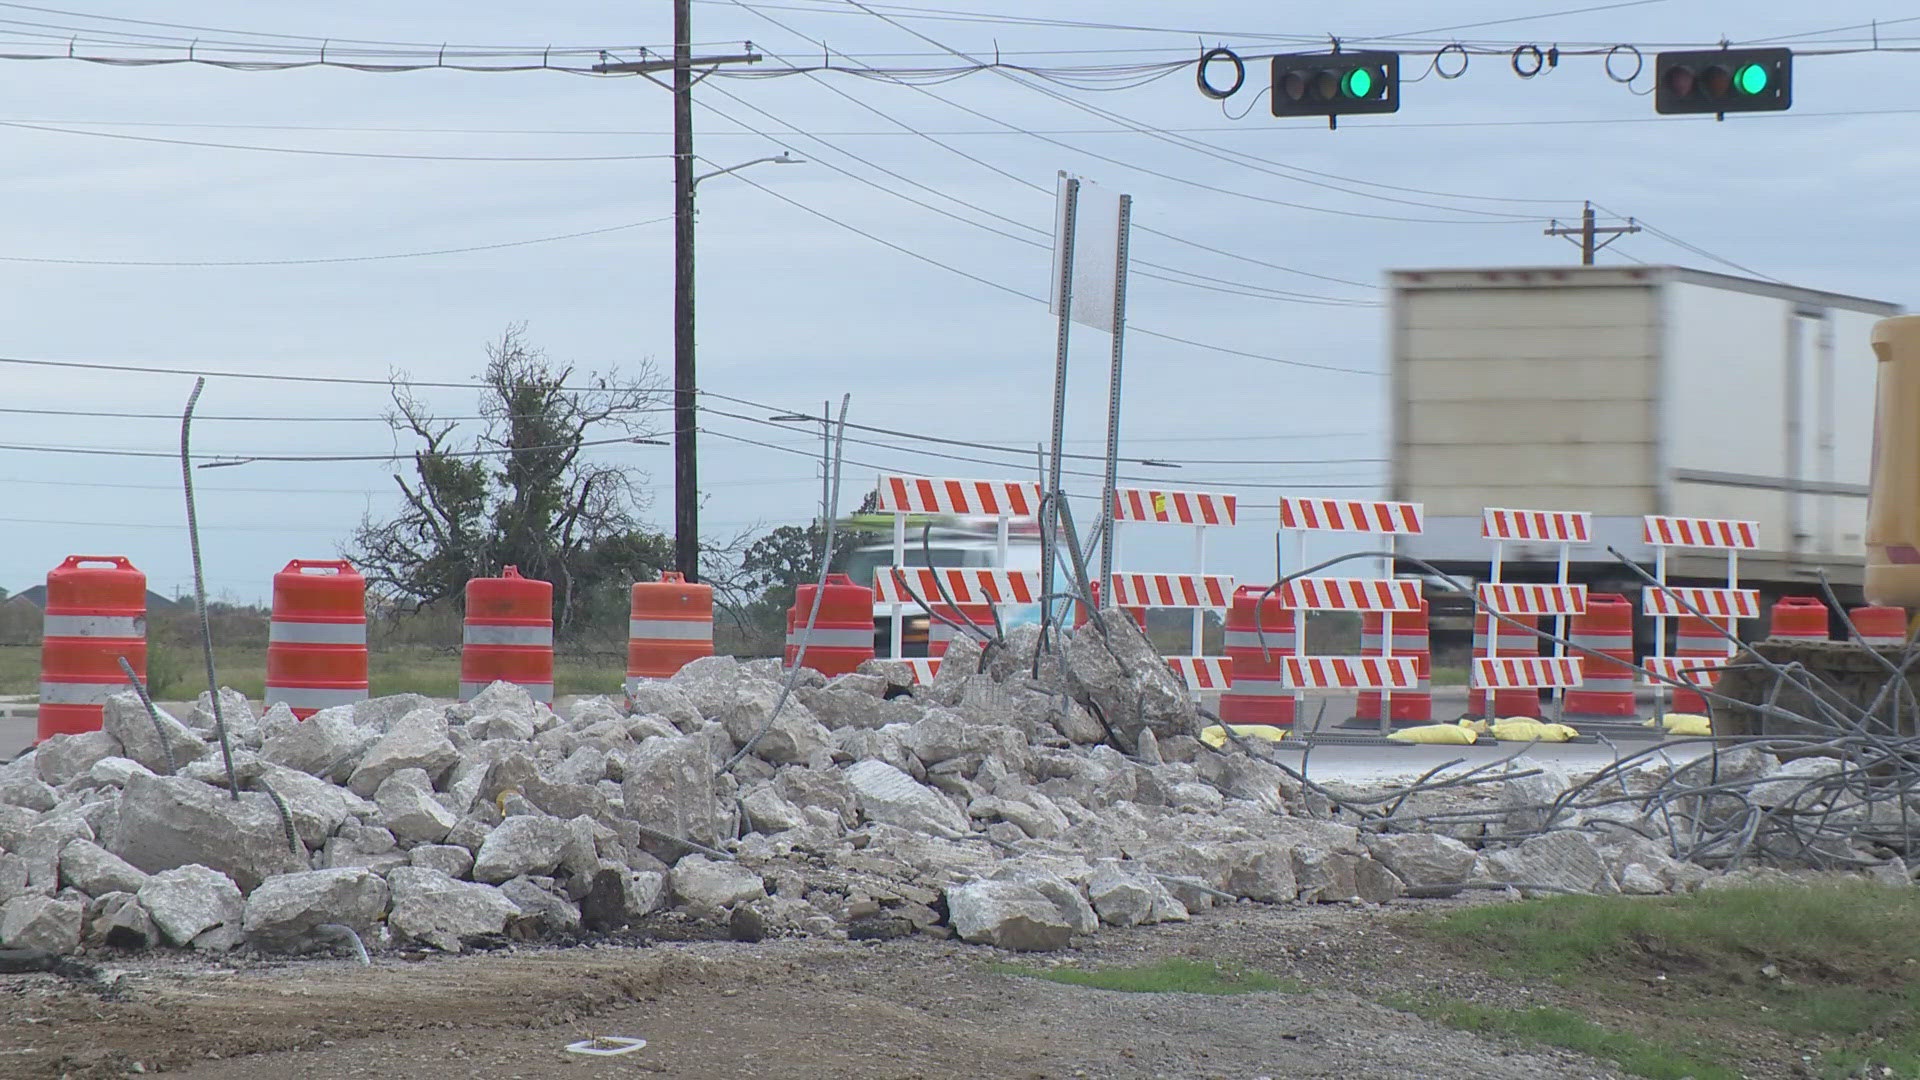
[0, 0, 1913, 604]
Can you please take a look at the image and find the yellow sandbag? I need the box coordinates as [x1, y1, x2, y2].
[1386, 723, 1479, 745]
[1660, 713, 1714, 736]
[1456, 718, 1490, 735]
[1488, 719, 1580, 743]
[1200, 724, 1289, 748]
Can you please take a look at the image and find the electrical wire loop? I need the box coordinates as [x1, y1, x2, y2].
[1194, 45, 1243, 99]
[1436, 43, 1470, 78]
[1511, 44, 1544, 78]
[1605, 43, 1643, 83]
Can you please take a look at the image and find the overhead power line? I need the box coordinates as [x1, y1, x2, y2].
[0, 120, 676, 161]
[0, 215, 672, 267]
[720, 168, 1381, 376]
[701, 427, 1380, 491]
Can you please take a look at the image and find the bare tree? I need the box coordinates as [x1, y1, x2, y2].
[348, 325, 669, 634]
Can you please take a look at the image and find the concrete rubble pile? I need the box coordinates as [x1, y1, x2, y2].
[0, 615, 1908, 959]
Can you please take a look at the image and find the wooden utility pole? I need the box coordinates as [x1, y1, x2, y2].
[1544, 201, 1640, 265]
[594, 8, 757, 583]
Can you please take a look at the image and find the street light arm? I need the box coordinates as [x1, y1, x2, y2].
[691, 152, 802, 190]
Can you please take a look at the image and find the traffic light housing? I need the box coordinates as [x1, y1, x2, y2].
[1270, 51, 1399, 121]
[1655, 48, 1791, 115]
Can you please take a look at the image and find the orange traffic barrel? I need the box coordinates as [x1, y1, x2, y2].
[930, 602, 994, 656]
[461, 566, 553, 703]
[1768, 596, 1829, 642]
[1850, 605, 1909, 647]
[264, 560, 368, 719]
[1075, 581, 1147, 631]
[1564, 592, 1636, 717]
[627, 572, 712, 694]
[1469, 612, 1540, 718]
[38, 556, 147, 739]
[1219, 585, 1295, 727]
[1670, 614, 1732, 713]
[1356, 601, 1431, 724]
[787, 573, 875, 677]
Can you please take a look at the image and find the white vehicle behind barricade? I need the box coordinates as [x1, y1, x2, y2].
[840, 515, 1052, 657]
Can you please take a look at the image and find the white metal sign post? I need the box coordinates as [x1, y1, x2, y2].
[1050, 172, 1132, 620]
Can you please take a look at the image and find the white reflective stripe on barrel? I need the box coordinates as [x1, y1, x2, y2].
[265, 685, 369, 710]
[788, 627, 875, 648]
[1569, 636, 1631, 650]
[269, 621, 368, 645]
[1575, 675, 1637, 690]
[460, 680, 552, 703]
[628, 618, 712, 641]
[1223, 630, 1294, 649]
[37, 681, 122, 705]
[462, 624, 554, 647]
[1220, 680, 1291, 697]
[41, 614, 144, 638]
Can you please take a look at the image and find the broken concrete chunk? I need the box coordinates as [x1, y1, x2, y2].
[374, 768, 457, 846]
[499, 876, 582, 937]
[104, 692, 208, 775]
[945, 880, 1072, 952]
[846, 760, 969, 839]
[35, 730, 122, 787]
[470, 814, 573, 884]
[1365, 833, 1477, 896]
[347, 710, 459, 797]
[409, 843, 476, 880]
[1088, 863, 1189, 927]
[86, 891, 157, 949]
[109, 773, 305, 892]
[259, 711, 374, 783]
[244, 868, 389, 948]
[59, 838, 149, 897]
[669, 855, 766, 916]
[384, 866, 521, 952]
[137, 864, 244, 949]
[0, 893, 84, 953]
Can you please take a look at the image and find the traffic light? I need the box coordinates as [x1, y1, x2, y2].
[1655, 48, 1791, 115]
[1270, 51, 1399, 122]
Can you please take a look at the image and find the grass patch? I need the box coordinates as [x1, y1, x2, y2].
[1428, 664, 1469, 687]
[1407, 883, 1920, 1078]
[0, 644, 626, 701]
[994, 957, 1301, 996]
[1386, 997, 1737, 1080]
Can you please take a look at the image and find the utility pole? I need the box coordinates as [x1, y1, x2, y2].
[1544, 201, 1640, 265]
[593, 9, 758, 583]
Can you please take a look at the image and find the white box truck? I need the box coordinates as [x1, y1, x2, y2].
[1388, 265, 1902, 650]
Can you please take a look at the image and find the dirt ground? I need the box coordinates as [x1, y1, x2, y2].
[0, 898, 1654, 1080]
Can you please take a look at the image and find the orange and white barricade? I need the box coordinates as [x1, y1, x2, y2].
[1107, 567, 1235, 698]
[1475, 508, 1590, 719]
[1276, 497, 1425, 735]
[874, 475, 1041, 670]
[875, 566, 1042, 682]
[1109, 488, 1237, 695]
[1641, 516, 1760, 715]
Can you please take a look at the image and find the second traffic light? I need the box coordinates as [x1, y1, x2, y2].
[1270, 51, 1399, 121]
[1655, 48, 1792, 115]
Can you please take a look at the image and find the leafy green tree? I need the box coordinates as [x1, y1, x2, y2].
[348, 325, 668, 634]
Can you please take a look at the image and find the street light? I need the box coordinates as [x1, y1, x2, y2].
[693, 151, 802, 193]
[662, 151, 804, 583]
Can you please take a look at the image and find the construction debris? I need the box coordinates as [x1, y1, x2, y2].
[0, 608, 1915, 961]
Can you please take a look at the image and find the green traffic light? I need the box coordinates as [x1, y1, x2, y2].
[1342, 67, 1375, 98]
[1734, 62, 1769, 95]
